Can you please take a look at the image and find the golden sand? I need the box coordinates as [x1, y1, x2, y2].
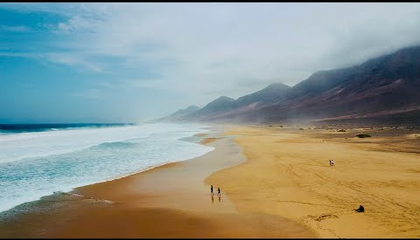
[206, 126, 420, 238]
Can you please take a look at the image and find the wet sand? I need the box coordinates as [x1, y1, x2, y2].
[0, 131, 314, 238]
[206, 125, 420, 238]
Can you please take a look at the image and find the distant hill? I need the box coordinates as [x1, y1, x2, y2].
[180, 83, 291, 122]
[162, 45, 420, 125]
[193, 96, 236, 116]
[157, 105, 200, 122]
[235, 83, 291, 107]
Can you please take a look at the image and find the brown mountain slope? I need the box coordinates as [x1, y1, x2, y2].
[163, 45, 420, 125]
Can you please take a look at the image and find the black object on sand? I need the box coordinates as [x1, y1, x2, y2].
[355, 205, 365, 212]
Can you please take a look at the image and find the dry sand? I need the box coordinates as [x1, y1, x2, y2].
[0, 132, 314, 238]
[206, 125, 420, 238]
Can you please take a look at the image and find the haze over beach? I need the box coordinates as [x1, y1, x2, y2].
[1, 3, 420, 238]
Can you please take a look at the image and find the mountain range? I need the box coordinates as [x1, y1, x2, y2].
[160, 45, 420, 125]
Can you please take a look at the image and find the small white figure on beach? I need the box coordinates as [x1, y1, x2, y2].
[329, 159, 335, 166]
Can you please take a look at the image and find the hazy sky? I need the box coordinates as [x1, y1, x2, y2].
[1, 3, 420, 123]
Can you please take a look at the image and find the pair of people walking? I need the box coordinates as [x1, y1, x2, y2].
[210, 185, 221, 196]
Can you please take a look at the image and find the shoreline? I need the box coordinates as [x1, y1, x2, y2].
[0, 126, 215, 215]
[0, 122, 216, 215]
[0, 126, 315, 238]
[3, 123, 416, 237]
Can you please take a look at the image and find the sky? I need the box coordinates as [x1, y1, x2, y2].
[1, 3, 420, 123]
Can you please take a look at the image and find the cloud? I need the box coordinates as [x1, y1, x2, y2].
[0, 51, 103, 72]
[45, 53, 104, 72]
[4, 3, 420, 111]
[56, 4, 419, 88]
[0, 25, 30, 32]
[52, 15, 102, 34]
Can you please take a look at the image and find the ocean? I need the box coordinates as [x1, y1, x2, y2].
[0, 122, 214, 213]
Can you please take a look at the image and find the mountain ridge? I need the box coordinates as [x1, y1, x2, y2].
[161, 45, 420, 125]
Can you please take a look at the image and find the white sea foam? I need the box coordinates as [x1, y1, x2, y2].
[0, 124, 152, 164]
[0, 122, 214, 213]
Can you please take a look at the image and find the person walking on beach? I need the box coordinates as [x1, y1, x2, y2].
[217, 187, 221, 196]
[211, 185, 214, 195]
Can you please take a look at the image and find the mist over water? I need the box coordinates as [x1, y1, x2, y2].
[0, 123, 214, 213]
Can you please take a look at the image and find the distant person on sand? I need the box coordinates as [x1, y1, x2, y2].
[211, 185, 214, 195]
[355, 205, 364, 212]
[217, 187, 221, 196]
[329, 159, 335, 166]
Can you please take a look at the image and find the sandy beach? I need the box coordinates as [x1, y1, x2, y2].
[1, 124, 419, 238]
[206, 125, 420, 238]
[0, 128, 314, 238]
